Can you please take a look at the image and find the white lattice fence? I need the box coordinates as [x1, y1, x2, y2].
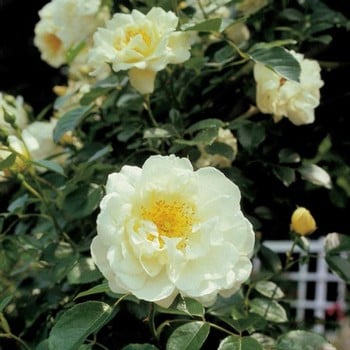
[255, 238, 347, 333]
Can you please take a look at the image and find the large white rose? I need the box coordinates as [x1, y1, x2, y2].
[34, 0, 110, 68]
[91, 155, 255, 307]
[88, 7, 191, 94]
[0, 93, 29, 134]
[254, 50, 324, 125]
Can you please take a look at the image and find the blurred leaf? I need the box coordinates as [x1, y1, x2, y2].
[121, 345, 158, 350]
[254, 281, 284, 299]
[0, 153, 16, 170]
[278, 149, 300, 164]
[7, 194, 28, 213]
[66, 41, 86, 64]
[230, 313, 267, 333]
[0, 295, 12, 313]
[279, 8, 304, 21]
[218, 335, 263, 350]
[74, 282, 110, 300]
[249, 47, 301, 82]
[258, 245, 282, 273]
[63, 184, 103, 220]
[48, 301, 114, 350]
[68, 257, 102, 285]
[186, 119, 225, 134]
[80, 87, 114, 105]
[276, 330, 334, 350]
[87, 145, 113, 163]
[273, 166, 296, 187]
[166, 321, 210, 350]
[237, 123, 265, 152]
[32, 160, 65, 176]
[325, 233, 350, 283]
[184, 18, 222, 32]
[250, 298, 288, 323]
[53, 106, 92, 143]
[205, 142, 234, 159]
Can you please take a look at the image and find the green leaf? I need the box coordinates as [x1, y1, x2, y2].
[63, 184, 103, 219]
[166, 321, 210, 350]
[276, 330, 335, 350]
[254, 281, 284, 299]
[250, 298, 288, 323]
[230, 313, 267, 333]
[31, 159, 65, 176]
[273, 166, 296, 187]
[53, 106, 92, 143]
[184, 18, 222, 32]
[121, 344, 158, 350]
[0, 152, 16, 170]
[175, 297, 205, 317]
[74, 282, 110, 300]
[68, 257, 102, 285]
[218, 336, 263, 350]
[87, 145, 113, 163]
[205, 142, 234, 160]
[66, 41, 86, 64]
[237, 122, 265, 152]
[80, 87, 114, 105]
[186, 119, 225, 134]
[249, 47, 301, 82]
[48, 301, 114, 350]
[0, 295, 12, 313]
[278, 149, 300, 164]
[325, 233, 350, 283]
[258, 245, 282, 273]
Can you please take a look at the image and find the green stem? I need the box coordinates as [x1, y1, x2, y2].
[0, 333, 31, 350]
[144, 95, 159, 128]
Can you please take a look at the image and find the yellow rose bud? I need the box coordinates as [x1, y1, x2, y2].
[290, 207, 317, 236]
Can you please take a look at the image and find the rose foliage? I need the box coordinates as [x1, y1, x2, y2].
[0, 0, 349, 349]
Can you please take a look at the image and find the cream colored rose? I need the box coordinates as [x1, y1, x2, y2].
[0, 93, 29, 134]
[195, 128, 238, 168]
[91, 155, 255, 307]
[34, 0, 110, 68]
[88, 7, 191, 94]
[21, 119, 66, 163]
[254, 50, 324, 125]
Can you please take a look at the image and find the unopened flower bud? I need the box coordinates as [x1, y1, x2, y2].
[290, 207, 316, 236]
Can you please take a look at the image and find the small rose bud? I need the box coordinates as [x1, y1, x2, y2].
[290, 207, 317, 236]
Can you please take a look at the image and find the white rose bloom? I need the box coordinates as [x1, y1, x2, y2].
[88, 7, 191, 94]
[254, 50, 324, 125]
[22, 119, 66, 163]
[91, 155, 255, 307]
[34, 0, 110, 68]
[0, 93, 29, 134]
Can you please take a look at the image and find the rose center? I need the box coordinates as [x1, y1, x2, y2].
[44, 33, 62, 54]
[141, 197, 195, 240]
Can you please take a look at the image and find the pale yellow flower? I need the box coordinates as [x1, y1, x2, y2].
[254, 50, 324, 125]
[91, 155, 255, 307]
[34, 0, 110, 68]
[290, 207, 317, 236]
[88, 7, 191, 94]
[0, 92, 29, 134]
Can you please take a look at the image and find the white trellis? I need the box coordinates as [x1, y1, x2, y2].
[255, 238, 347, 333]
